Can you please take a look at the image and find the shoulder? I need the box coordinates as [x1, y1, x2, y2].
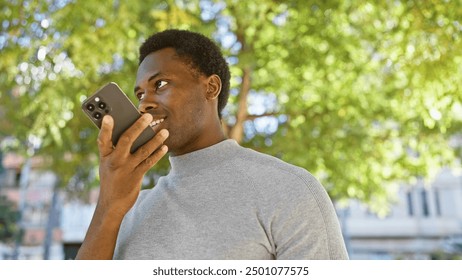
[231, 144, 336, 215]
[231, 146, 347, 259]
[230, 145, 334, 213]
[231, 145, 321, 190]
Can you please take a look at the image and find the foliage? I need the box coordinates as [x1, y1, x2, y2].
[1, 0, 462, 213]
[430, 250, 462, 260]
[0, 195, 22, 244]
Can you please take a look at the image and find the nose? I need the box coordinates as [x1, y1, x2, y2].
[138, 92, 159, 114]
[138, 101, 159, 114]
[137, 88, 160, 113]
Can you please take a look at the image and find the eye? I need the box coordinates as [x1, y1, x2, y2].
[136, 92, 145, 100]
[156, 80, 168, 89]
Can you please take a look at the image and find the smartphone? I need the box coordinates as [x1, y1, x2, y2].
[81, 82, 155, 153]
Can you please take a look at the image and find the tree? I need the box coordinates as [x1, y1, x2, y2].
[0, 195, 22, 244]
[1, 0, 461, 214]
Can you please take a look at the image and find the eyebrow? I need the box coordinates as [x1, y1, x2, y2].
[133, 72, 162, 94]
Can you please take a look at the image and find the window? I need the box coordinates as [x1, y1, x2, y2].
[434, 189, 441, 216]
[421, 190, 429, 217]
[406, 192, 414, 216]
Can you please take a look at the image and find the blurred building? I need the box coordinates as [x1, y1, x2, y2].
[60, 200, 95, 259]
[0, 153, 62, 259]
[343, 167, 462, 259]
[2, 151, 462, 259]
[0, 152, 95, 260]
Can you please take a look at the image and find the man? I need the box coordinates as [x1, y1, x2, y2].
[76, 29, 348, 260]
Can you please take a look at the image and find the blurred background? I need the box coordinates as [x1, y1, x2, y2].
[1, 0, 462, 260]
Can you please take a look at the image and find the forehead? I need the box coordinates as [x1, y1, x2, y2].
[136, 48, 195, 83]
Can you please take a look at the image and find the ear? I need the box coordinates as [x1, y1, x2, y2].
[205, 74, 222, 100]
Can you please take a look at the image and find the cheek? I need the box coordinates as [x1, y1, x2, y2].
[168, 95, 204, 129]
[166, 85, 207, 125]
[182, 92, 207, 116]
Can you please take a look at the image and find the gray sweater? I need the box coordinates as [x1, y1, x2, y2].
[113, 139, 348, 259]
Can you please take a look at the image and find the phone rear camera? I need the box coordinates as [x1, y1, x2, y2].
[86, 103, 95, 111]
[98, 102, 106, 109]
[93, 112, 103, 119]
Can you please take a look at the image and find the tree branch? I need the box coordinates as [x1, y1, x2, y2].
[246, 112, 279, 121]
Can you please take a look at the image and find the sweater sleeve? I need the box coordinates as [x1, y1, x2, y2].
[268, 170, 349, 260]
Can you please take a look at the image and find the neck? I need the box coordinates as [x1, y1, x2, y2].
[169, 120, 226, 156]
[168, 138, 238, 178]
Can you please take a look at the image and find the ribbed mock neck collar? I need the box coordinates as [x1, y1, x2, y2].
[168, 139, 239, 178]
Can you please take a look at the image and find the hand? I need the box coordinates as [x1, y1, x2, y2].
[96, 113, 169, 219]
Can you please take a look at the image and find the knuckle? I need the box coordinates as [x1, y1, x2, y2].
[118, 134, 132, 145]
[137, 146, 150, 158]
[145, 157, 154, 166]
[106, 157, 125, 170]
[107, 161, 118, 169]
[144, 151, 163, 167]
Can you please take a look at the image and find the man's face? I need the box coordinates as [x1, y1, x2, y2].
[134, 48, 210, 156]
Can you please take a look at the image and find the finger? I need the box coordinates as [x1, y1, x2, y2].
[132, 129, 169, 162]
[115, 114, 153, 155]
[134, 144, 169, 176]
[98, 115, 114, 157]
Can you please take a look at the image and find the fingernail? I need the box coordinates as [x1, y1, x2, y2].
[143, 113, 153, 122]
[160, 129, 169, 137]
[103, 115, 112, 124]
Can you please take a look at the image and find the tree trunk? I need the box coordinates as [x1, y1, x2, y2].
[43, 178, 61, 260]
[229, 66, 252, 143]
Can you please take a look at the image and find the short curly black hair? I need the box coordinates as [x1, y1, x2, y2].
[139, 29, 230, 119]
